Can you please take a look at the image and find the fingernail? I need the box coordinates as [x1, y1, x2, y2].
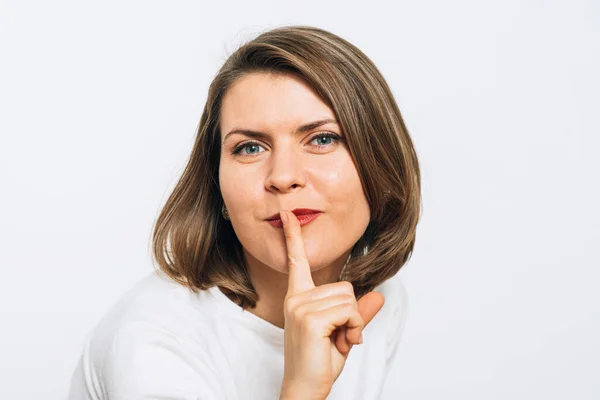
[280, 210, 288, 225]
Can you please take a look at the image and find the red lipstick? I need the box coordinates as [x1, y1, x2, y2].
[265, 208, 323, 228]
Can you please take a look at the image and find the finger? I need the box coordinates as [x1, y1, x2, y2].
[293, 292, 360, 353]
[357, 291, 386, 326]
[281, 210, 316, 296]
[345, 325, 359, 349]
[291, 281, 356, 304]
[310, 303, 364, 340]
[335, 326, 353, 354]
[294, 294, 356, 316]
[345, 291, 385, 344]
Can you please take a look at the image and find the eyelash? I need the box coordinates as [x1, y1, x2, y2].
[231, 132, 344, 157]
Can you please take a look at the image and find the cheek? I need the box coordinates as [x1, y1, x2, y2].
[304, 167, 370, 254]
[219, 164, 262, 214]
[329, 188, 370, 240]
[323, 161, 370, 220]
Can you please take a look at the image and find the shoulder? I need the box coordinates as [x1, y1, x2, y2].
[373, 274, 409, 355]
[77, 271, 225, 398]
[75, 320, 224, 399]
[103, 321, 223, 396]
[374, 273, 409, 318]
[91, 269, 219, 339]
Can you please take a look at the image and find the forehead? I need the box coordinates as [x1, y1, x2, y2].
[219, 72, 335, 134]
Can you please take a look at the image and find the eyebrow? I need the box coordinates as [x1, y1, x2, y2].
[222, 118, 339, 144]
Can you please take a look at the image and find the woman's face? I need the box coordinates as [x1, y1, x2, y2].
[219, 72, 370, 274]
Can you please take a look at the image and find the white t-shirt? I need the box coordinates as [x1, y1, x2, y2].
[67, 269, 408, 400]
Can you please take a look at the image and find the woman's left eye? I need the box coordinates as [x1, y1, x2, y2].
[231, 132, 344, 157]
[309, 132, 343, 147]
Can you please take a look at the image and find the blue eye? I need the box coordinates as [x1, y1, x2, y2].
[234, 143, 262, 156]
[231, 132, 344, 157]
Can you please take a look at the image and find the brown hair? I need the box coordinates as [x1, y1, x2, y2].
[151, 25, 421, 309]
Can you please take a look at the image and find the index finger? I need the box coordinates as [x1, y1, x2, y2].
[281, 210, 316, 297]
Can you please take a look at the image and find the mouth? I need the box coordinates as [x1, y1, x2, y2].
[265, 208, 323, 228]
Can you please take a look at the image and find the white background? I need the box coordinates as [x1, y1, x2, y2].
[1, 0, 598, 399]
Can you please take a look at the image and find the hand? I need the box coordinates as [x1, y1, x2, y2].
[279, 210, 385, 400]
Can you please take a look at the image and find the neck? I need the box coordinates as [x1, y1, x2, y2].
[243, 249, 352, 329]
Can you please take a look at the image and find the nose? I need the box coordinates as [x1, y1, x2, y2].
[264, 146, 307, 194]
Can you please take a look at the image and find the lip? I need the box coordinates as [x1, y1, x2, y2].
[266, 212, 322, 229]
[265, 208, 323, 221]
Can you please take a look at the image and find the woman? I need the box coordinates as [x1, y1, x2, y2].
[68, 25, 421, 400]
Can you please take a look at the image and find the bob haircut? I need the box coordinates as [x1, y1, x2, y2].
[151, 25, 421, 309]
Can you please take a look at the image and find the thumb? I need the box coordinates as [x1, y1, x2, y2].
[351, 291, 385, 343]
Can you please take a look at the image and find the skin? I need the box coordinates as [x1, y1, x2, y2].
[218, 71, 372, 330]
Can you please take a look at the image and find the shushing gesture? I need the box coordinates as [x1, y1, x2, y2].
[278, 210, 386, 400]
